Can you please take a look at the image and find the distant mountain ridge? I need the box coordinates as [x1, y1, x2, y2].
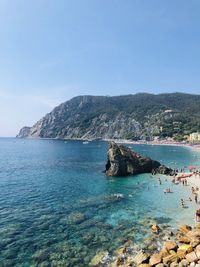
[17, 93, 200, 141]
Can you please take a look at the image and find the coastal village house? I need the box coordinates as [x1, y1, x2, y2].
[188, 132, 200, 142]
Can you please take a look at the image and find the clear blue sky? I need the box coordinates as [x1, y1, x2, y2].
[0, 0, 200, 136]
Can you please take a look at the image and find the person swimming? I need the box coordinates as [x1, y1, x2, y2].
[164, 188, 172, 193]
[181, 199, 188, 208]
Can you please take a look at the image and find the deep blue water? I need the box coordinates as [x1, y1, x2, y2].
[0, 138, 200, 266]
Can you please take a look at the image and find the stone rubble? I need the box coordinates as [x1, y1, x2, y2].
[89, 223, 200, 267]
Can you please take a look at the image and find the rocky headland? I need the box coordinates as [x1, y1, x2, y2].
[105, 142, 173, 177]
[17, 93, 200, 141]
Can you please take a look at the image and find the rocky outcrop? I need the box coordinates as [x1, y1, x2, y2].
[105, 142, 173, 177]
[17, 126, 31, 138]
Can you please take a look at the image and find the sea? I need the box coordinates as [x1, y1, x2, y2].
[0, 138, 200, 266]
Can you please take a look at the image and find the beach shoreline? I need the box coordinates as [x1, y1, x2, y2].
[103, 138, 200, 151]
[15, 136, 200, 151]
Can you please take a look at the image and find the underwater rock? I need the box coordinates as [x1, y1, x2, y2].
[67, 212, 86, 224]
[89, 251, 109, 266]
[105, 142, 173, 177]
[151, 224, 160, 234]
[82, 233, 95, 245]
[31, 249, 48, 263]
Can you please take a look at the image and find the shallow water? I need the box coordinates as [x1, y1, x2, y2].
[0, 138, 200, 266]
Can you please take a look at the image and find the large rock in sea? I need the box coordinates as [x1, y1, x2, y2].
[105, 142, 173, 177]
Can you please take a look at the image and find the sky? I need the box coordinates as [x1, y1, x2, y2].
[0, 0, 200, 136]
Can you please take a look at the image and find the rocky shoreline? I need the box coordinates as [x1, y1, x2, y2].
[90, 223, 200, 267]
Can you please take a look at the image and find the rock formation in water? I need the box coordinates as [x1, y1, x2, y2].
[105, 142, 173, 176]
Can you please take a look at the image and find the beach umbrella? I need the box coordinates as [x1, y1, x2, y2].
[189, 166, 197, 170]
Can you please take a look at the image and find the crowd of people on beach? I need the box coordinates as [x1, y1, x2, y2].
[155, 166, 200, 222]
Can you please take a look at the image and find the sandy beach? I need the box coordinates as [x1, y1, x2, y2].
[103, 138, 200, 151]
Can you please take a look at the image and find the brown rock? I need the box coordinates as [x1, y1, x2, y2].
[162, 253, 179, 264]
[89, 251, 109, 266]
[179, 225, 192, 234]
[195, 245, 200, 259]
[124, 240, 133, 247]
[187, 229, 200, 239]
[177, 235, 191, 244]
[178, 244, 193, 254]
[160, 248, 169, 258]
[190, 238, 200, 248]
[179, 259, 190, 267]
[185, 251, 198, 263]
[155, 264, 164, 267]
[196, 244, 200, 252]
[195, 224, 200, 230]
[170, 263, 178, 267]
[186, 230, 200, 247]
[133, 251, 150, 265]
[176, 250, 186, 260]
[151, 224, 160, 234]
[138, 265, 151, 267]
[149, 253, 161, 266]
[115, 247, 126, 256]
[164, 240, 178, 251]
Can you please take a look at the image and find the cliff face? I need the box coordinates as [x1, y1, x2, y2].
[17, 126, 31, 138]
[17, 93, 200, 140]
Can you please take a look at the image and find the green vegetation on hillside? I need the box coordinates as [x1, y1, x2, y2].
[17, 93, 200, 140]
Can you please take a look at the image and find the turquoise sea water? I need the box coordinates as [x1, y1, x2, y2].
[0, 138, 200, 267]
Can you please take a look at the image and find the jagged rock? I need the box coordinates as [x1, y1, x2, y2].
[185, 251, 198, 263]
[179, 225, 192, 234]
[195, 245, 200, 259]
[17, 126, 31, 138]
[162, 253, 179, 264]
[178, 244, 193, 254]
[105, 142, 173, 177]
[151, 224, 160, 234]
[176, 250, 186, 260]
[177, 234, 191, 244]
[195, 224, 200, 230]
[164, 240, 178, 251]
[179, 259, 190, 266]
[89, 251, 109, 266]
[149, 253, 162, 266]
[160, 247, 170, 258]
[133, 251, 150, 265]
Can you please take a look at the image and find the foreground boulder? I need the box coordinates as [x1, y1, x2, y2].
[105, 142, 173, 177]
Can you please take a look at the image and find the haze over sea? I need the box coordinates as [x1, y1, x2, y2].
[0, 138, 200, 266]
